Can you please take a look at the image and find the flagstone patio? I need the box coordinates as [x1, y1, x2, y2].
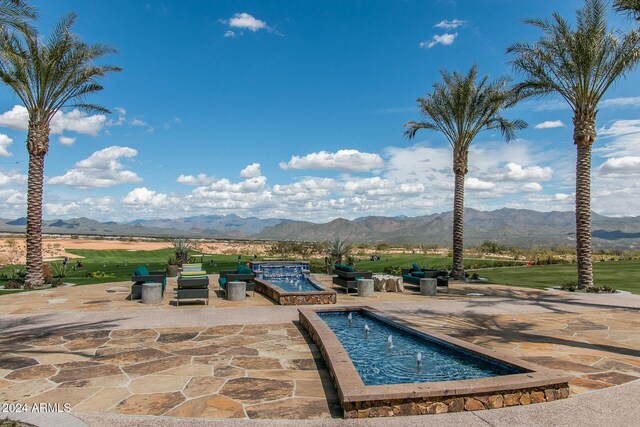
[0, 276, 639, 421]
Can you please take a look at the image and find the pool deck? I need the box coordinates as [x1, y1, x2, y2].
[1, 274, 639, 425]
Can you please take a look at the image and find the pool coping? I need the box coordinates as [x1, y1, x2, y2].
[254, 276, 337, 305]
[299, 305, 574, 417]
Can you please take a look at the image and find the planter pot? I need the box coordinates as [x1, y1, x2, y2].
[166, 265, 179, 277]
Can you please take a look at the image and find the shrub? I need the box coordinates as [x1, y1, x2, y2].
[383, 265, 402, 275]
[3, 280, 23, 289]
[86, 271, 115, 279]
[586, 285, 617, 294]
[308, 259, 325, 274]
[560, 281, 577, 292]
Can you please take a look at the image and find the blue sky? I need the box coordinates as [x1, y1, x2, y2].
[0, 0, 638, 222]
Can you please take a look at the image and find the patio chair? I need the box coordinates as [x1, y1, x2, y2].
[218, 264, 255, 297]
[402, 263, 449, 291]
[332, 264, 373, 293]
[131, 265, 167, 300]
[175, 265, 209, 306]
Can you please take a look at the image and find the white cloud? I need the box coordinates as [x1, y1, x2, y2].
[51, 109, 107, 136]
[129, 118, 154, 133]
[598, 156, 640, 175]
[0, 106, 28, 131]
[594, 120, 640, 158]
[123, 187, 168, 207]
[0, 134, 13, 156]
[240, 163, 262, 179]
[598, 119, 640, 138]
[280, 149, 384, 172]
[528, 193, 572, 203]
[177, 173, 216, 186]
[47, 146, 142, 189]
[434, 19, 465, 29]
[600, 96, 640, 109]
[343, 176, 424, 196]
[0, 170, 26, 186]
[466, 177, 495, 190]
[420, 33, 457, 49]
[163, 117, 181, 129]
[521, 182, 543, 192]
[535, 120, 566, 129]
[224, 30, 236, 38]
[59, 136, 76, 146]
[228, 12, 267, 31]
[490, 162, 553, 182]
[0, 105, 107, 136]
[0, 188, 25, 206]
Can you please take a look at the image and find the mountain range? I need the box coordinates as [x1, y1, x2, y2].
[1, 208, 639, 249]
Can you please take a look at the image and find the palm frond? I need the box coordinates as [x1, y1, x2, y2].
[509, 0, 640, 114]
[404, 65, 526, 157]
[0, 12, 121, 131]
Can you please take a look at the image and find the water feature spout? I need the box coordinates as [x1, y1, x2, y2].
[417, 352, 422, 367]
[348, 313, 353, 325]
[387, 335, 394, 350]
[364, 323, 370, 336]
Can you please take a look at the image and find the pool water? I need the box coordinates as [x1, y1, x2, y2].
[263, 275, 322, 293]
[319, 311, 523, 386]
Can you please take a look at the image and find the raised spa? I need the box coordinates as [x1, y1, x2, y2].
[250, 261, 336, 305]
[299, 306, 572, 418]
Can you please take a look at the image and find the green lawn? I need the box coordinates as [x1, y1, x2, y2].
[1, 248, 637, 295]
[353, 253, 523, 273]
[476, 259, 640, 294]
[0, 249, 244, 292]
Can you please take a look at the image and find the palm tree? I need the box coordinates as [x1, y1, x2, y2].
[508, 0, 640, 289]
[405, 65, 526, 280]
[614, 0, 640, 21]
[0, 0, 36, 31]
[0, 13, 120, 288]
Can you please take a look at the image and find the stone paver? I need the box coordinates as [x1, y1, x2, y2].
[0, 277, 639, 422]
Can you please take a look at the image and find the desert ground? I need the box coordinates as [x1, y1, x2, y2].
[0, 236, 274, 265]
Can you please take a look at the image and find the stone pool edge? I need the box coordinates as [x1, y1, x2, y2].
[254, 276, 337, 305]
[299, 305, 573, 418]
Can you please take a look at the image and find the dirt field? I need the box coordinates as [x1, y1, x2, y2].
[0, 237, 273, 265]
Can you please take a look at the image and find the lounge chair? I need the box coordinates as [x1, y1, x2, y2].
[332, 264, 373, 293]
[402, 263, 449, 290]
[131, 265, 167, 300]
[218, 264, 255, 297]
[175, 264, 209, 306]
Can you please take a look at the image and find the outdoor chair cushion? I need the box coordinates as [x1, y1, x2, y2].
[236, 265, 252, 275]
[182, 264, 202, 273]
[411, 263, 421, 272]
[334, 264, 354, 273]
[134, 265, 150, 277]
[218, 277, 227, 289]
[181, 271, 207, 276]
[410, 271, 425, 278]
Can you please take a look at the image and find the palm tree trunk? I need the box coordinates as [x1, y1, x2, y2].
[575, 143, 593, 289]
[573, 112, 595, 290]
[24, 121, 49, 289]
[451, 170, 466, 280]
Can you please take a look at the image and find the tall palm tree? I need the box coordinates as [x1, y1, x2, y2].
[0, 0, 36, 31]
[508, 0, 640, 289]
[614, 0, 640, 21]
[0, 13, 120, 288]
[405, 65, 526, 280]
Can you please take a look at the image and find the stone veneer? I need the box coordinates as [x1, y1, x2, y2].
[253, 277, 337, 305]
[299, 306, 573, 419]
